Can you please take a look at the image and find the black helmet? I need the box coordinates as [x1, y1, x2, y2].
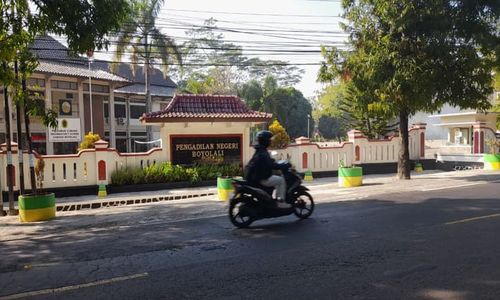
[256, 130, 273, 147]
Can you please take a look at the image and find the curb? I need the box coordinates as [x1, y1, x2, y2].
[1, 192, 216, 216]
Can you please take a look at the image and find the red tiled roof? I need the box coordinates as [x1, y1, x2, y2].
[141, 94, 273, 123]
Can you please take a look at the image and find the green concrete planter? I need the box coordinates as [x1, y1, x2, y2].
[338, 166, 363, 187]
[217, 177, 234, 201]
[19, 193, 56, 222]
[484, 154, 500, 170]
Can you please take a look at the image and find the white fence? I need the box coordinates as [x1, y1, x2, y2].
[0, 124, 426, 192]
[0, 140, 165, 192]
[272, 124, 426, 173]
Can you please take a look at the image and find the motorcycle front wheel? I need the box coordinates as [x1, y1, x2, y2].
[293, 191, 314, 219]
[229, 196, 254, 228]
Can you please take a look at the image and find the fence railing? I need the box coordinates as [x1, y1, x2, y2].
[271, 124, 426, 173]
[1, 124, 427, 192]
[0, 140, 165, 192]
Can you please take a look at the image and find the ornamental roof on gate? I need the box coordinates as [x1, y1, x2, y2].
[140, 94, 273, 123]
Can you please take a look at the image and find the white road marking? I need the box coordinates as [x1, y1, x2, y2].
[420, 181, 488, 192]
[0, 272, 149, 300]
[444, 213, 500, 225]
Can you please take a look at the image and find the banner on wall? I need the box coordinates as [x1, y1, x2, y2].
[48, 118, 81, 142]
[171, 135, 242, 165]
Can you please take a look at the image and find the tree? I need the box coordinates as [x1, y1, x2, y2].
[494, 70, 500, 130]
[1, 0, 130, 211]
[264, 86, 313, 138]
[317, 115, 346, 140]
[320, 0, 498, 179]
[314, 83, 394, 140]
[113, 0, 182, 142]
[175, 18, 304, 91]
[238, 79, 264, 110]
[182, 67, 238, 95]
[268, 119, 290, 149]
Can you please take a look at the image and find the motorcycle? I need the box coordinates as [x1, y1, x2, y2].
[228, 161, 315, 228]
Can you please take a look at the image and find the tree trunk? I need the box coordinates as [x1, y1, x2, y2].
[14, 61, 25, 194]
[145, 58, 152, 146]
[397, 109, 411, 179]
[3, 63, 16, 214]
[21, 69, 37, 195]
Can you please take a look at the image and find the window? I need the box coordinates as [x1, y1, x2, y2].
[28, 78, 45, 88]
[51, 80, 77, 90]
[130, 104, 146, 119]
[83, 83, 109, 93]
[32, 133, 47, 155]
[116, 139, 128, 153]
[54, 142, 78, 154]
[131, 132, 146, 137]
[451, 128, 470, 145]
[115, 103, 126, 118]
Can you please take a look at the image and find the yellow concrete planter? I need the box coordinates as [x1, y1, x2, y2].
[415, 162, 424, 172]
[484, 154, 500, 170]
[338, 167, 363, 187]
[19, 193, 56, 222]
[217, 177, 234, 201]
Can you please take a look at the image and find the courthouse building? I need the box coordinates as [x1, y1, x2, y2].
[0, 36, 177, 154]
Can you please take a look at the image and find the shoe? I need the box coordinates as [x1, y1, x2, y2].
[276, 199, 290, 208]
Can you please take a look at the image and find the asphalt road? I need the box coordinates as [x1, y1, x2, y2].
[1, 179, 500, 300]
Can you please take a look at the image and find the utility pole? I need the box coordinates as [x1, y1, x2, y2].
[87, 50, 94, 134]
[307, 114, 310, 139]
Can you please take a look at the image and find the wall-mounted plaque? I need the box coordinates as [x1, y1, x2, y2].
[170, 135, 242, 165]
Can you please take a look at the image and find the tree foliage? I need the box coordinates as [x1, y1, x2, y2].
[113, 0, 182, 141]
[1, 0, 130, 196]
[238, 76, 313, 138]
[264, 86, 313, 138]
[268, 119, 290, 149]
[320, 0, 499, 179]
[317, 115, 346, 140]
[238, 79, 264, 110]
[177, 18, 304, 93]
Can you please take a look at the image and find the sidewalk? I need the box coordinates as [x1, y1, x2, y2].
[2, 169, 499, 216]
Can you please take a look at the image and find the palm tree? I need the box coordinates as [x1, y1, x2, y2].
[113, 0, 182, 142]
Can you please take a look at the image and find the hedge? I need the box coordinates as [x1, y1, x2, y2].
[110, 162, 243, 186]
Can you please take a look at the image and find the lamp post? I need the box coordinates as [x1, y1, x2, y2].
[307, 114, 310, 139]
[87, 50, 94, 134]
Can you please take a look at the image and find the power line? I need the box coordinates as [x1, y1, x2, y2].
[36, 57, 325, 66]
[161, 8, 343, 18]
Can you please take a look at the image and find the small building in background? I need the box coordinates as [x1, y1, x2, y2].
[140, 94, 273, 164]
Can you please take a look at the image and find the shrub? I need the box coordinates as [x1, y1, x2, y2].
[110, 162, 243, 186]
[78, 132, 101, 151]
[269, 119, 290, 149]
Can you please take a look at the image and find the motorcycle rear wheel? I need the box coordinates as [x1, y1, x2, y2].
[229, 196, 254, 228]
[293, 191, 314, 219]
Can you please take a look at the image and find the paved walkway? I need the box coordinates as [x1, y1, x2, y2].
[1, 169, 499, 219]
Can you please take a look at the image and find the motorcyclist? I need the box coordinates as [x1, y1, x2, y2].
[244, 130, 289, 203]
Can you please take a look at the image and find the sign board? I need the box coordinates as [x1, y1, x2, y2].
[171, 135, 242, 165]
[48, 118, 81, 142]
